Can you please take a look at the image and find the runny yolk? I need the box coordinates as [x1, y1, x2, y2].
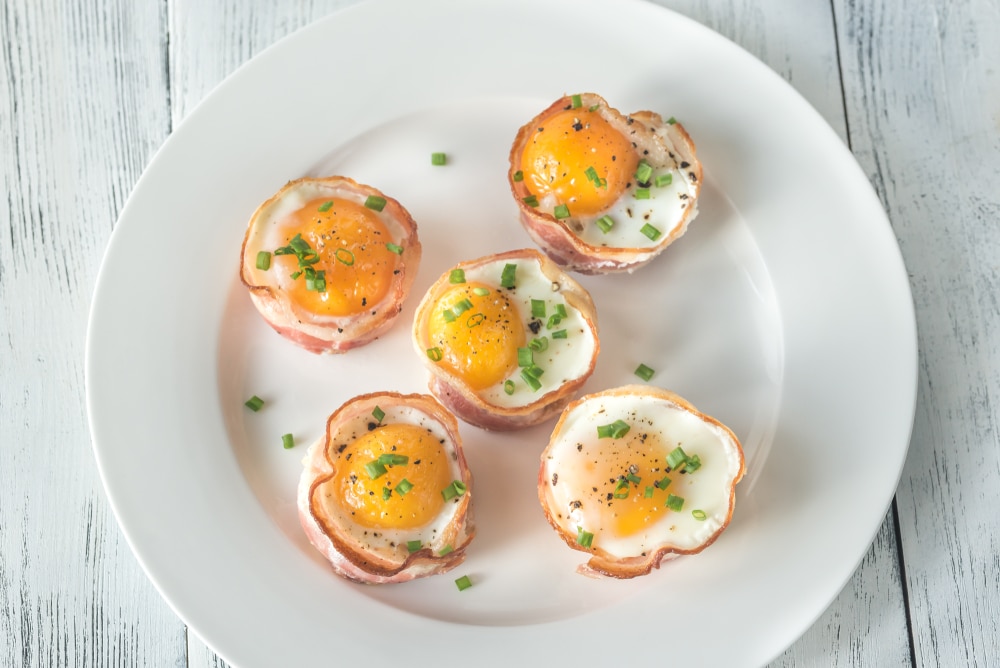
[519, 106, 639, 217]
[426, 282, 525, 390]
[274, 197, 397, 316]
[332, 423, 451, 530]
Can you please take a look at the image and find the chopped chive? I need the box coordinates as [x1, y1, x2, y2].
[596, 215, 615, 233]
[386, 242, 404, 254]
[372, 406, 385, 423]
[455, 575, 472, 591]
[634, 187, 651, 200]
[377, 453, 409, 466]
[656, 476, 672, 490]
[626, 473, 641, 485]
[655, 172, 673, 187]
[635, 160, 654, 184]
[406, 539, 422, 552]
[613, 478, 630, 499]
[584, 166, 599, 183]
[512, 170, 524, 182]
[634, 363, 655, 381]
[552, 329, 568, 339]
[396, 478, 414, 496]
[554, 304, 567, 318]
[335, 248, 355, 265]
[588, 103, 600, 111]
[692, 509, 708, 521]
[449, 268, 466, 284]
[553, 203, 571, 219]
[244, 395, 264, 412]
[289, 270, 302, 280]
[667, 116, 677, 125]
[318, 200, 333, 212]
[426, 347, 443, 361]
[364, 195, 387, 211]
[431, 152, 447, 165]
[517, 347, 533, 367]
[439, 544, 454, 556]
[523, 195, 539, 207]
[255, 251, 271, 271]
[500, 263, 517, 288]
[529, 336, 549, 352]
[685, 454, 702, 473]
[666, 446, 689, 471]
[472, 286, 490, 296]
[504, 379, 515, 395]
[364, 460, 388, 479]
[576, 527, 594, 548]
[452, 298, 473, 315]
[644, 486, 654, 499]
[570, 94, 582, 109]
[524, 364, 544, 379]
[466, 313, 485, 328]
[441, 480, 467, 501]
[442, 309, 456, 323]
[289, 234, 310, 253]
[382, 487, 391, 500]
[520, 368, 542, 391]
[546, 314, 562, 329]
[666, 494, 685, 511]
[531, 299, 546, 318]
[281, 433, 294, 450]
[597, 419, 630, 439]
[640, 223, 662, 241]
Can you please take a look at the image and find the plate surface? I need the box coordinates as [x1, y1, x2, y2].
[86, 0, 917, 665]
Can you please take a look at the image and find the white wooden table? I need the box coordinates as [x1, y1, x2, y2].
[2, 0, 997, 665]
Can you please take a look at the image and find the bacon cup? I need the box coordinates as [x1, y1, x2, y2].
[539, 385, 744, 578]
[509, 93, 702, 275]
[298, 392, 474, 584]
[240, 176, 421, 353]
[412, 249, 599, 431]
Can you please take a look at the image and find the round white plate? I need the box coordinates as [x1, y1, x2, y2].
[86, 0, 917, 665]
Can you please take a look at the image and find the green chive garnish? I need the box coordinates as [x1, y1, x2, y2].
[317, 200, 333, 212]
[554, 304, 567, 318]
[407, 539, 422, 552]
[692, 509, 707, 521]
[552, 329, 568, 339]
[453, 298, 473, 315]
[426, 347, 443, 361]
[364, 461, 388, 479]
[529, 336, 548, 352]
[570, 94, 582, 109]
[655, 172, 673, 187]
[377, 453, 409, 466]
[289, 271, 302, 280]
[667, 116, 677, 125]
[634, 363, 655, 381]
[626, 473, 641, 484]
[289, 234, 310, 253]
[584, 166, 599, 183]
[656, 476, 672, 490]
[281, 433, 294, 450]
[666, 494, 685, 511]
[441, 480, 467, 501]
[500, 263, 517, 288]
[364, 195, 387, 211]
[431, 152, 447, 165]
[596, 215, 614, 233]
[553, 203, 570, 219]
[520, 369, 542, 391]
[504, 379, 515, 395]
[517, 347, 533, 367]
[588, 103, 600, 112]
[685, 454, 702, 473]
[531, 299, 546, 318]
[597, 419, 630, 439]
[382, 487, 392, 500]
[634, 187, 651, 200]
[386, 242, 404, 254]
[466, 313, 485, 328]
[255, 251, 271, 271]
[244, 395, 264, 412]
[635, 160, 654, 184]
[455, 575, 472, 591]
[524, 364, 544, 379]
[439, 544, 454, 556]
[576, 527, 594, 548]
[512, 170, 524, 182]
[449, 268, 466, 284]
[613, 478, 630, 499]
[644, 486, 654, 499]
[666, 446, 689, 471]
[640, 223, 662, 241]
[523, 195, 539, 207]
[472, 286, 490, 296]
[396, 478, 414, 496]
[442, 309, 457, 323]
[372, 406, 385, 423]
[335, 248, 355, 265]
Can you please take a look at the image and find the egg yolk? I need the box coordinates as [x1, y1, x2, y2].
[575, 432, 678, 538]
[426, 282, 525, 390]
[519, 105, 639, 217]
[274, 197, 397, 316]
[332, 423, 451, 530]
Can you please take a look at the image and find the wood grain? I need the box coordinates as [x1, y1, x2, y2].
[0, 0, 185, 666]
[833, 0, 1000, 665]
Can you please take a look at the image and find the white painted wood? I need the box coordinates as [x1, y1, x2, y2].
[0, 0, 186, 666]
[832, 0, 1000, 665]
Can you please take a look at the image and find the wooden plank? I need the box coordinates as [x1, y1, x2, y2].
[832, 0, 1000, 665]
[0, 0, 185, 666]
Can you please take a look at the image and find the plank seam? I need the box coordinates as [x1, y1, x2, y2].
[891, 499, 918, 667]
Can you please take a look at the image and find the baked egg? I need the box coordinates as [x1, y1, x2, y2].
[298, 392, 474, 583]
[240, 176, 420, 353]
[539, 385, 744, 578]
[509, 93, 701, 274]
[412, 249, 599, 431]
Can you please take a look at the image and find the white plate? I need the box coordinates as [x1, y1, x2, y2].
[86, 0, 917, 665]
